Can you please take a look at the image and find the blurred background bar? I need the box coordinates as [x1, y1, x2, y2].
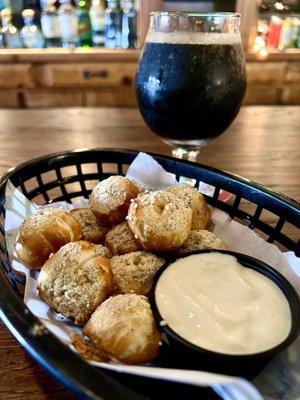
[0, 0, 299, 107]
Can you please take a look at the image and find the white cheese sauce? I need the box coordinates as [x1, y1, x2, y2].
[155, 253, 291, 355]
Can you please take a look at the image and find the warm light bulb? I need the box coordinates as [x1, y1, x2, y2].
[259, 48, 268, 58]
[256, 47, 269, 60]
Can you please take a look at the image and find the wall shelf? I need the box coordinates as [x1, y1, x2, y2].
[0, 47, 299, 63]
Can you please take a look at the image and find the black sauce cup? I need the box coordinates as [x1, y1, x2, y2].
[150, 250, 300, 379]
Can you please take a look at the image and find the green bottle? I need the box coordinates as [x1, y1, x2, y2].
[76, 0, 93, 47]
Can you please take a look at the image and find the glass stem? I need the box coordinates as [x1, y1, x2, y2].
[171, 147, 200, 162]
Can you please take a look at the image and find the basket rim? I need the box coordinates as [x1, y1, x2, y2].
[0, 147, 299, 209]
[0, 148, 299, 400]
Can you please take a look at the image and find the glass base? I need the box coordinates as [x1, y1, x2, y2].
[171, 148, 200, 162]
[162, 138, 211, 163]
[162, 138, 211, 151]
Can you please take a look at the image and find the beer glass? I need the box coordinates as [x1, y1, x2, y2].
[136, 12, 246, 162]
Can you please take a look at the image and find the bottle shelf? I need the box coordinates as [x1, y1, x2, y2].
[0, 47, 298, 63]
[247, 48, 300, 61]
[0, 47, 140, 62]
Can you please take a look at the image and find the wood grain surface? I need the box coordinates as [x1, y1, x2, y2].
[0, 106, 299, 400]
[0, 48, 298, 63]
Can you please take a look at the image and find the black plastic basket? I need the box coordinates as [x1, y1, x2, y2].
[0, 148, 299, 400]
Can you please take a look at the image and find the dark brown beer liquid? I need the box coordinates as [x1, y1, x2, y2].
[136, 34, 246, 143]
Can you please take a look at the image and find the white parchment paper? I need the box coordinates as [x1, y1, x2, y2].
[4, 152, 300, 400]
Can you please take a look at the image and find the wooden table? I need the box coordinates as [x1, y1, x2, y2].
[0, 106, 299, 400]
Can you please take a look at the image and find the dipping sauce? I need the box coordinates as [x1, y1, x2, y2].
[155, 253, 291, 355]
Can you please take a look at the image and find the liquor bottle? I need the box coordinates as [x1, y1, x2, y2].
[267, 15, 282, 49]
[89, 0, 105, 47]
[21, 9, 45, 48]
[0, 5, 5, 49]
[9, 0, 23, 14]
[41, 0, 61, 47]
[23, 0, 40, 12]
[105, 0, 122, 49]
[0, 8, 23, 48]
[58, 0, 79, 47]
[0, 0, 9, 10]
[76, 0, 92, 47]
[121, 0, 136, 49]
[0, 31, 4, 48]
[279, 17, 300, 50]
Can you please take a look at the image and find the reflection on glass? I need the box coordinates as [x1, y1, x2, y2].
[136, 12, 247, 162]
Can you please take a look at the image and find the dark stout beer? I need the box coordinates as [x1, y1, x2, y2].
[136, 32, 246, 145]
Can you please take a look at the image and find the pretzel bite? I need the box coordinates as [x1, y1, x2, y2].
[37, 241, 113, 325]
[165, 185, 211, 230]
[127, 190, 192, 252]
[70, 208, 108, 244]
[84, 294, 161, 364]
[111, 251, 164, 296]
[105, 221, 142, 255]
[15, 207, 82, 269]
[177, 230, 229, 255]
[89, 176, 141, 225]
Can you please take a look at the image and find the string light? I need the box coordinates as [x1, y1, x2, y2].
[274, 2, 284, 11]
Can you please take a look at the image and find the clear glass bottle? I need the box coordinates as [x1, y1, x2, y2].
[9, 0, 23, 14]
[76, 0, 92, 47]
[105, 0, 122, 49]
[89, 0, 105, 47]
[121, 0, 137, 49]
[0, 24, 4, 48]
[0, 8, 23, 48]
[21, 9, 45, 48]
[41, 0, 61, 47]
[58, 0, 79, 48]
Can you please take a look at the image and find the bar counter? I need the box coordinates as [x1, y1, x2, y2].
[0, 105, 299, 399]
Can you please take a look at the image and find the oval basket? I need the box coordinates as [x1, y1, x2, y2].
[0, 148, 299, 400]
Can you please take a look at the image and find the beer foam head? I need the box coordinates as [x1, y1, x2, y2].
[146, 31, 241, 45]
